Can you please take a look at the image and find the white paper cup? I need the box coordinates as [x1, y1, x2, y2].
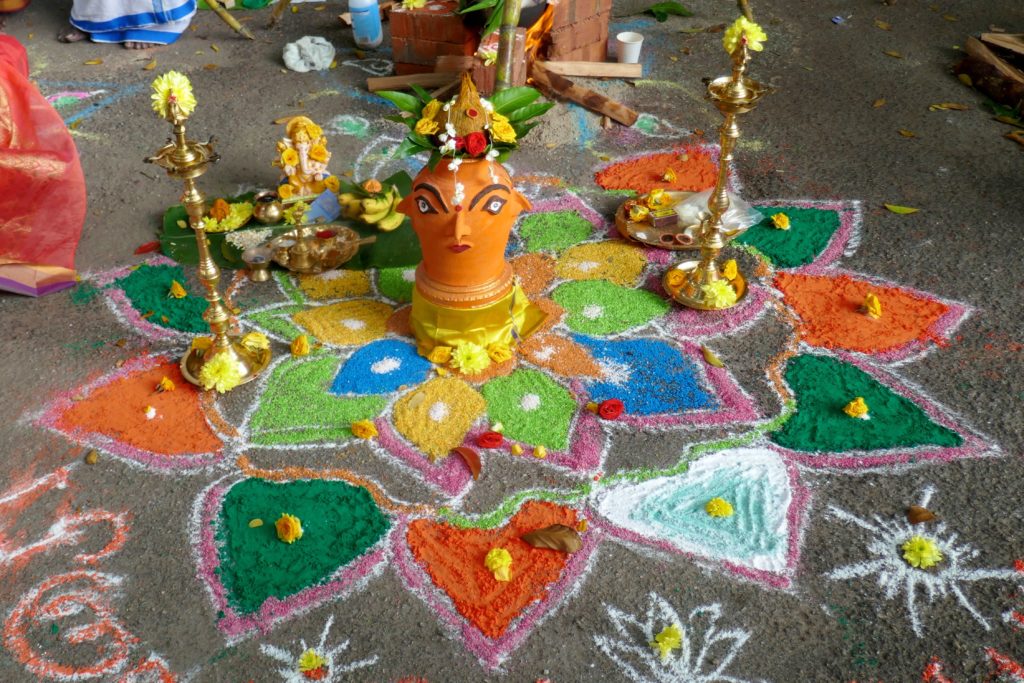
[616, 31, 644, 64]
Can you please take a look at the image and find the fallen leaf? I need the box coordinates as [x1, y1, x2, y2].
[1007, 130, 1024, 147]
[84, 59, 103, 65]
[929, 102, 969, 111]
[203, 64, 218, 70]
[705, 23, 727, 33]
[898, 128, 916, 138]
[84, 450, 99, 465]
[995, 115, 1024, 129]
[872, 98, 886, 108]
[521, 524, 583, 553]
[957, 73, 973, 87]
[669, 55, 679, 61]
[134, 240, 161, 254]
[907, 505, 937, 524]
[452, 446, 481, 480]
[248, 518, 264, 528]
[143, 59, 157, 71]
[114, 338, 127, 348]
[141, 310, 155, 319]
[942, 13, 957, 21]
[679, 26, 705, 34]
[874, 19, 892, 30]
[883, 50, 903, 58]
[210, 44, 220, 52]
[989, 25, 1006, 33]
[701, 345, 724, 368]
[884, 203, 920, 214]
[314, 4, 326, 9]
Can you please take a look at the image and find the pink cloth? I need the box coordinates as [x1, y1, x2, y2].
[0, 35, 86, 295]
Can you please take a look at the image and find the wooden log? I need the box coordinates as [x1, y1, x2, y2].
[367, 72, 457, 92]
[205, 0, 255, 39]
[980, 33, 1024, 58]
[534, 60, 641, 78]
[528, 61, 639, 126]
[267, 0, 290, 28]
[435, 55, 475, 72]
[953, 37, 1024, 110]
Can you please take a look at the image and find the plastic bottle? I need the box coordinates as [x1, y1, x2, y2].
[350, 0, 383, 49]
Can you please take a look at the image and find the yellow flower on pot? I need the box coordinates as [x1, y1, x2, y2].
[197, 352, 244, 393]
[489, 113, 516, 143]
[415, 117, 439, 136]
[275, 513, 303, 543]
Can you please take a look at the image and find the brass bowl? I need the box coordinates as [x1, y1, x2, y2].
[662, 260, 748, 311]
[264, 225, 376, 275]
[252, 190, 283, 225]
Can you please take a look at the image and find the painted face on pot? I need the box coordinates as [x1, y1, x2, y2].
[398, 159, 531, 288]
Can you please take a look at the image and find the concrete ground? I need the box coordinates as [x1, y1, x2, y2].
[1, 0, 1023, 680]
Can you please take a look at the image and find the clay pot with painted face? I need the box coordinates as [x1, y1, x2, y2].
[397, 158, 530, 308]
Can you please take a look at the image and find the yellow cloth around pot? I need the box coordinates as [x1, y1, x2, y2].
[411, 283, 547, 356]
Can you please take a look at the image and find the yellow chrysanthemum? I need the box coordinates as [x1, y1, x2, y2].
[297, 649, 326, 674]
[701, 279, 738, 308]
[902, 535, 943, 569]
[721, 259, 739, 281]
[705, 497, 734, 517]
[275, 513, 303, 544]
[309, 144, 329, 163]
[202, 202, 253, 233]
[324, 175, 341, 193]
[450, 342, 491, 375]
[156, 376, 176, 393]
[351, 419, 378, 439]
[489, 112, 517, 144]
[414, 117, 439, 136]
[150, 71, 196, 119]
[723, 16, 767, 54]
[487, 343, 513, 364]
[281, 148, 300, 167]
[650, 623, 683, 662]
[197, 351, 244, 393]
[843, 396, 869, 419]
[484, 547, 512, 582]
[771, 212, 790, 230]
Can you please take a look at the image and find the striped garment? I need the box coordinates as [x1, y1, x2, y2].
[70, 0, 197, 45]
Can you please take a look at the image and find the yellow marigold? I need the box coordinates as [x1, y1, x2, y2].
[771, 212, 790, 230]
[351, 419, 378, 439]
[705, 497, 734, 517]
[197, 351, 244, 393]
[510, 444, 524, 456]
[701, 279, 738, 308]
[450, 342, 490, 375]
[487, 343, 513, 364]
[489, 113, 517, 144]
[278, 184, 294, 200]
[275, 513, 303, 544]
[422, 99, 442, 121]
[291, 334, 311, 357]
[427, 345, 452, 365]
[651, 623, 683, 662]
[209, 198, 231, 221]
[484, 547, 512, 582]
[362, 178, 383, 194]
[723, 16, 767, 54]
[150, 70, 196, 119]
[323, 175, 341, 193]
[298, 649, 326, 674]
[666, 270, 686, 289]
[629, 204, 650, 222]
[721, 259, 739, 281]
[168, 280, 188, 299]
[281, 148, 300, 167]
[862, 292, 882, 320]
[533, 445, 547, 459]
[190, 336, 214, 357]
[309, 144, 329, 163]
[156, 376, 176, 393]
[283, 201, 309, 226]
[843, 396, 869, 419]
[645, 188, 669, 209]
[240, 332, 270, 352]
[902, 535, 943, 569]
[662, 168, 677, 182]
[585, 401, 599, 414]
[414, 117, 439, 136]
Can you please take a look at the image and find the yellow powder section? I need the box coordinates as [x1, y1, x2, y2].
[297, 270, 371, 300]
[555, 242, 647, 287]
[292, 299, 393, 345]
[394, 377, 486, 459]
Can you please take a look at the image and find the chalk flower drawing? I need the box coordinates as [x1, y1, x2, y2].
[826, 486, 1018, 637]
[594, 592, 760, 683]
[259, 615, 378, 681]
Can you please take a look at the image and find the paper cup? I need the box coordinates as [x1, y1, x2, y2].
[616, 31, 644, 64]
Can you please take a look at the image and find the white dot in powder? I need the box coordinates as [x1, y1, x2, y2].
[520, 393, 541, 411]
[341, 318, 367, 330]
[371, 357, 401, 374]
[428, 401, 449, 422]
[582, 304, 604, 320]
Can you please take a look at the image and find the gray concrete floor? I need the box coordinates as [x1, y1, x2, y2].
[1, 0, 1023, 681]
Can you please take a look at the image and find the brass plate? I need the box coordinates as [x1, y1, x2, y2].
[663, 259, 748, 311]
[615, 191, 701, 251]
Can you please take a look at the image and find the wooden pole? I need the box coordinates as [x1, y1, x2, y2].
[205, 0, 255, 40]
[528, 62, 639, 126]
[267, 0, 292, 28]
[494, 0, 523, 92]
[738, 0, 754, 22]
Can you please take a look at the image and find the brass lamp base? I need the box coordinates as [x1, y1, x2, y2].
[180, 340, 272, 389]
[663, 260, 748, 311]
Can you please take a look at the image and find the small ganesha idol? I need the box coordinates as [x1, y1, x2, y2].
[273, 115, 339, 200]
[381, 74, 553, 373]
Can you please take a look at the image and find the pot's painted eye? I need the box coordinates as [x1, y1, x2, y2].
[484, 197, 506, 215]
[416, 197, 438, 214]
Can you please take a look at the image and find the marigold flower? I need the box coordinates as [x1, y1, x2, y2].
[662, 168, 677, 182]
[771, 212, 790, 230]
[278, 184, 295, 200]
[351, 419, 378, 439]
[414, 117, 439, 136]
[427, 345, 452, 365]
[323, 175, 341, 193]
[645, 188, 669, 209]
[168, 279, 188, 299]
[902, 535, 943, 569]
[701, 279, 738, 308]
[309, 144, 329, 163]
[275, 513, 303, 543]
[651, 623, 683, 661]
[487, 343, 513, 363]
[484, 547, 513, 581]
[150, 70, 196, 119]
[629, 204, 651, 222]
[533, 445, 547, 459]
[198, 351, 244, 393]
[862, 292, 882, 320]
[510, 444, 524, 456]
[585, 401, 599, 414]
[281, 148, 300, 167]
[705, 497, 734, 517]
[721, 259, 739, 281]
[450, 342, 490, 375]
[209, 198, 231, 221]
[723, 16, 767, 54]
[843, 396, 870, 419]
[298, 649, 327, 676]
[665, 270, 686, 289]
[156, 376, 176, 393]
[291, 335, 311, 357]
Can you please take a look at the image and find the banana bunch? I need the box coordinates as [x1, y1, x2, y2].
[338, 184, 405, 232]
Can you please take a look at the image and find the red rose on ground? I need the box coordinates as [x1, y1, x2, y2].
[465, 131, 488, 157]
[476, 431, 504, 448]
[597, 399, 624, 420]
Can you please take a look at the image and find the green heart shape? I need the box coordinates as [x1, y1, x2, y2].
[248, 355, 387, 446]
[218, 478, 390, 614]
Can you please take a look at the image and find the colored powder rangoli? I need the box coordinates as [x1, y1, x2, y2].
[481, 369, 576, 450]
[296, 270, 371, 300]
[517, 210, 593, 254]
[552, 279, 670, 336]
[594, 149, 717, 193]
[393, 377, 486, 459]
[292, 299, 393, 345]
[556, 241, 647, 287]
[116, 263, 208, 332]
[735, 206, 841, 268]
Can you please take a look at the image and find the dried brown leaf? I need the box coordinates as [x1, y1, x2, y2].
[452, 446, 481, 480]
[84, 450, 99, 465]
[83, 58, 103, 65]
[203, 63, 218, 70]
[1007, 130, 1024, 147]
[929, 102, 969, 111]
[995, 115, 1024, 129]
[872, 98, 886, 108]
[143, 59, 157, 71]
[957, 73, 973, 87]
[907, 505, 937, 524]
[521, 524, 582, 553]
[874, 19, 892, 31]
[898, 128, 916, 138]
[942, 13, 957, 21]
[701, 345, 724, 368]
[210, 44, 220, 52]
[883, 49, 903, 59]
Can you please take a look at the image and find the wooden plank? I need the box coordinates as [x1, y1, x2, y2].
[980, 33, 1024, 58]
[964, 36, 1024, 85]
[534, 60, 641, 78]
[367, 72, 457, 92]
[528, 62, 638, 126]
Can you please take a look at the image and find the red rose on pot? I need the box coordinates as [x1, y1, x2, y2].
[453, 136, 466, 151]
[465, 131, 488, 157]
[476, 431, 504, 448]
[597, 399, 624, 420]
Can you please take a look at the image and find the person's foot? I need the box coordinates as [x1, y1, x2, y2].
[57, 25, 88, 43]
[124, 41, 159, 49]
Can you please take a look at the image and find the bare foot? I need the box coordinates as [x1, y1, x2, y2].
[57, 25, 88, 43]
[124, 41, 159, 49]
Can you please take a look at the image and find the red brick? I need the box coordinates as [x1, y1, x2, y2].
[549, 9, 609, 56]
[392, 35, 479, 66]
[395, 62, 436, 76]
[389, 1, 476, 45]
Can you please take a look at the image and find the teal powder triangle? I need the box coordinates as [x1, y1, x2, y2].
[770, 354, 962, 453]
[217, 478, 390, 614]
